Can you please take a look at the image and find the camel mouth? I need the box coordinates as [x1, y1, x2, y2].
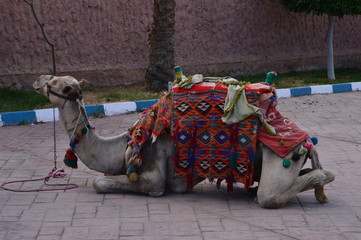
[33, 82, 45, 94]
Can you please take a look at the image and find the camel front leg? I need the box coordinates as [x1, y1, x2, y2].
[257, 168, 334, 208]
[256, 143, 335, 208]
[93, 137, 168, 196]
[93, 169, 166, 197]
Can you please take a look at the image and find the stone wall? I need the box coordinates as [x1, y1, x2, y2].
[1, 0, 361, 89]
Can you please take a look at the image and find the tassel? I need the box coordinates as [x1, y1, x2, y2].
[187, 169, 193, 190]
[126, 162, 139, 182]
[227, 174, 234, 193]
[63, 148, 78, 168]
[216, 179, 223, 189]
[230, 151, 237, 169]
[244, 175, 250, 191]
[247, 146, 255, 162]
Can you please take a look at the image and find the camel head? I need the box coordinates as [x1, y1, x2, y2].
[33, 75, 85, 107]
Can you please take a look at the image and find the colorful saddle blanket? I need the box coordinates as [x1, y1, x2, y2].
[172, 82, 259, 190]
[127, 81, 308, 191]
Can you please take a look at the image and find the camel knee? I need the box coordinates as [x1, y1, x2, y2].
[93, 176, 124, 193]
[322, 170, 335, 185]
[257, 194, 287, 208]
[309, 170, 335, 187]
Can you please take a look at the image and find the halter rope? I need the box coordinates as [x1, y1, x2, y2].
[0, 85, 81, 192]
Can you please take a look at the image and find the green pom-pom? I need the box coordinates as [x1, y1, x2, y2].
[283, 159, 291, 168]
[63, 158, 78, 169]
[126, 162, 138, 176]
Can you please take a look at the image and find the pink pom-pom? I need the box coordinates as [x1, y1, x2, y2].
[304, 142, 313, 150]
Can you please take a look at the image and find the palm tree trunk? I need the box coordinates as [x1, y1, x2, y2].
[145, 0, 176, 91]
[327, 15, 335, 80]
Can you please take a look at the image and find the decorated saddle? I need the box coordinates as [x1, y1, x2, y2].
[126, 72, 309, 191]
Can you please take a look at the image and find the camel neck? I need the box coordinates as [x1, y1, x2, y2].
[58, 101, 89, 139]
[57, 100, 128, 174]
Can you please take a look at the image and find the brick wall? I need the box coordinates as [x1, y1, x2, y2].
[1, 0, 360, 89]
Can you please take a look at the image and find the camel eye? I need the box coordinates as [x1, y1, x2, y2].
[62, 86, 72, 94]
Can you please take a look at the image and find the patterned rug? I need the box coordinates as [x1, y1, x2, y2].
[126, 94, 172, 174]
[172, 82, 258, 190]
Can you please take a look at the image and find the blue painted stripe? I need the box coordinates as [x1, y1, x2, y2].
[290, 87, 312, 97]
[332, 83, 352, 93]
[0, 110, 36, 126]
[135, 99, 159, 112]
[85, 104, 105, 116]
[1, 82, 361, 127]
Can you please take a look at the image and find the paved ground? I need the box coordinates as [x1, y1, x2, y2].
[1, 91, 361, 240]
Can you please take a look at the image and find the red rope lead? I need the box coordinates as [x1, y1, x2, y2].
[0, 168, 78, 192]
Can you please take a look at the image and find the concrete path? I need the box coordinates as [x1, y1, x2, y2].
[1, 92, 361, 240]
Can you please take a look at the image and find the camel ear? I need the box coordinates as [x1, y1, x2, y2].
[79, 79, 86, 89]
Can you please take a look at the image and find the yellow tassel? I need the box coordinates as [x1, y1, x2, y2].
[129, 172, 139, 182]
[75, 130, 82, 136]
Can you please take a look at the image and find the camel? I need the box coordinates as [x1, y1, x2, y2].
[33, 75, 335, 208]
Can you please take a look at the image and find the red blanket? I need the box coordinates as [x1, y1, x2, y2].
[258, 99, 308, 158]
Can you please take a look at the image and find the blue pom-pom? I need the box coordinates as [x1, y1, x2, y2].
[69, 141, 76, 148]
[311, 136, 318, 145]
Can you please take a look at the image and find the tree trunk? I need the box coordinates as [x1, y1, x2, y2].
[327, 15, 335, 80]
[145, 0, 176, 91]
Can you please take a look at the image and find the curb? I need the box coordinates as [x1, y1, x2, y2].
[1, 82, 361, 127]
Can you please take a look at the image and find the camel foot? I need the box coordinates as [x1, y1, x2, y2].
[315, 187, 328, 204]
[93, 177, 125, 193]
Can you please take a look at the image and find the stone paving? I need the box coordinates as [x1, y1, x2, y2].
[1, 92, 361, 240]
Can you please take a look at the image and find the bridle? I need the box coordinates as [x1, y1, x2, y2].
[46, 76, 91, 147]
[46, 75, 83, 102]
[47, 87, 81, 102]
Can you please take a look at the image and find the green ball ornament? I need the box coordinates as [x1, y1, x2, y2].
[283, 159, 291, 168]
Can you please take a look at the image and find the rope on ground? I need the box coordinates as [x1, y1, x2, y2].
[0, 167, 78, 192]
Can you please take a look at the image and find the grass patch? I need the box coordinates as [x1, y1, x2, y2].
[0, 88, 51, 113]
[239, 68, 361, 88]
[82, 85, 164, 104]
[1, 68, 360, 113]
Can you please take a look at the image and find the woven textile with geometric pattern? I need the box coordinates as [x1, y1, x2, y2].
[172, 82, 258, 190]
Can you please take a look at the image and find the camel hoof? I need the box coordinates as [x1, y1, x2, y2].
[315, 187, 328, 204]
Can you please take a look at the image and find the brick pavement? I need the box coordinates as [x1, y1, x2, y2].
[1, 92, 361, 240]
